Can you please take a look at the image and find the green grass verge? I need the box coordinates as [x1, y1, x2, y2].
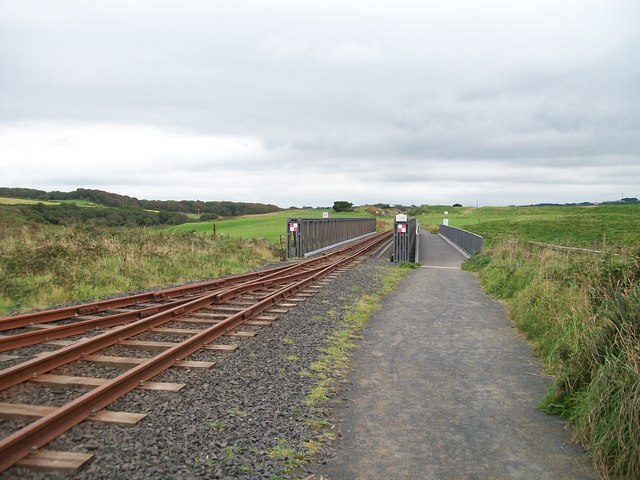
[465, 241, 640, 478]
[0, 226, 275, 315]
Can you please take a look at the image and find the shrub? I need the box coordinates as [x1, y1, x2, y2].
[332, 201, 353, 212]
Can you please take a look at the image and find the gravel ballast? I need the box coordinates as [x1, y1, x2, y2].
[1, 258, 391, 480]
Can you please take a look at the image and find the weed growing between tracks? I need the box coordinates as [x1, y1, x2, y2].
[0, 225, 275, 315]
[465, 241, 640, 479]
[293, 264, 408, 470]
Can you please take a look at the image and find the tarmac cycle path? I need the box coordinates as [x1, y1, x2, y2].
[317, 233, 596, 479]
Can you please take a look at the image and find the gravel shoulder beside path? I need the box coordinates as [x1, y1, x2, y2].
[316, 234, 596, 479]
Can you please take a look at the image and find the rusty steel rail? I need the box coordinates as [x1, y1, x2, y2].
[0, 230, 392, 473]
[0, 231, 390, 356]
[0, 297, 197, 352]
[0, 263, 300, 332]
[0, 250, 375, 392]
[0, 258, 339, 352]
[0, 231, 384, 333]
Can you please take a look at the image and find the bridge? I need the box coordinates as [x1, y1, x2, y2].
[285, 214, 481, 266]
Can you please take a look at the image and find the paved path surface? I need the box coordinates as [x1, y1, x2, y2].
[317, 233, 596, 479]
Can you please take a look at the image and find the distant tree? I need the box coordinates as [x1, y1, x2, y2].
[408, 205, 429, 216]
[1, 187, 282, 217]
[333, 201, 353, 212]
[452, 203, 462, 207]
[0, 187, 48, 199]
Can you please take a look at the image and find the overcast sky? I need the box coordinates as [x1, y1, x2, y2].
[1, 0, 638, 207]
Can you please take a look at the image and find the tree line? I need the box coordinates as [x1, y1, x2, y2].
[3, 203, 180, 227]
[0, 187, 282, 217]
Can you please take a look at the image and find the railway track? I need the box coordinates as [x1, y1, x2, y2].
[0, 230, 392, 474]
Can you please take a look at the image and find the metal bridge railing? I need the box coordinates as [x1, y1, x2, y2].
[286, 217, 376, 258]
[439, 224, 483, 257]
[393, 216, 417, 264]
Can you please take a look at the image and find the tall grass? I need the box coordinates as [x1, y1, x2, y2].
[0, 225, 275, 315]
[466, 242, 640, 478]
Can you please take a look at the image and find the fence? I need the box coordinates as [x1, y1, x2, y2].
[439, 224, 483, 257]
[393, 216, 418, 264]
[526, 241, 602, 255]
[286, 217, 376, 258]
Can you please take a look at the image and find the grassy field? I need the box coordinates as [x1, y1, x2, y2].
[167, 209, 377, 245]
[0, 196, 99, 207]
[56, 199, 99, 206]
[165, 204, 640, 250]
[0, 197, 59, 206]
[414, 204, 640, 248]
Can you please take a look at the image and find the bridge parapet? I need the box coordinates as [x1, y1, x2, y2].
[439, 224, 483, 257]
[286, 217, 376, 258]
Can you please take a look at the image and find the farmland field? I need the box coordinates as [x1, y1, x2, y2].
[167, 209, 376, 245]
[414, 204, 640, 248]
[167, 204, 640, 249]
[55, 199, 99, 206]
[0, 197, 59, 206]
[0, 196, 98, 207]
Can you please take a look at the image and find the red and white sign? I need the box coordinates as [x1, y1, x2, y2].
[289, 223, 298, 232]
[397, 223, 407, 233]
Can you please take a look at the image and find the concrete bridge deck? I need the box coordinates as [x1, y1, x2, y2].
[317, 233, 595, 479]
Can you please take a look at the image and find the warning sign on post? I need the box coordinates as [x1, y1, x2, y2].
[289, 223, 298, 232]
[397, 223, 407, 233]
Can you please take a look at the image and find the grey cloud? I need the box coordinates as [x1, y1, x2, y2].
[1, 0, 639, 206]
